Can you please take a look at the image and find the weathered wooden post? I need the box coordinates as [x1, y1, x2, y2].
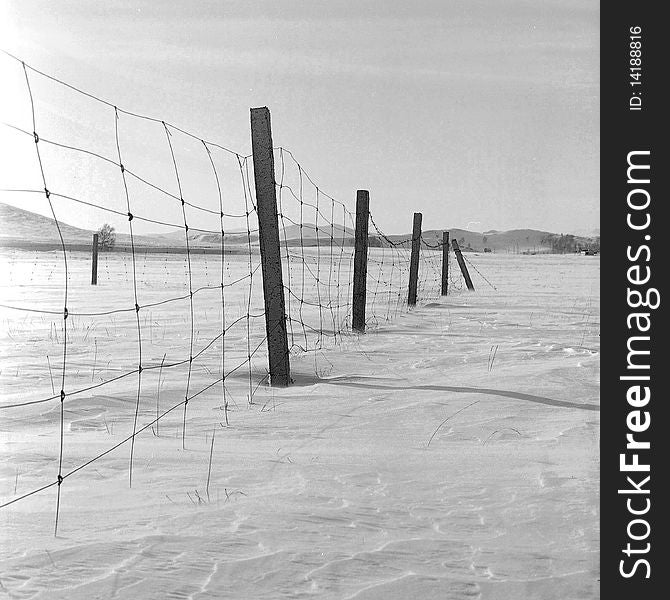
[250, 107, 291, 386]
[441, 231, 449, 296]
[407, 212, 422, 306]
[352, 190, 370, 332]
[452, 238, 475, 290]
[91, 233, 99, 285]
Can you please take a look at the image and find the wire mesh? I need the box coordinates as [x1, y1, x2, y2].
[0, 51, 477, 532]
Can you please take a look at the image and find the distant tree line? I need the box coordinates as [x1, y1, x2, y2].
[540, 233, 600, 254]
[577, 236, 600, 254]
[540, 233, 576, 253]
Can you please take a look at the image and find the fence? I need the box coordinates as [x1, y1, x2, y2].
[0, 51, 476, 534]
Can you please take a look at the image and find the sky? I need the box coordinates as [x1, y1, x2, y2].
[0, 0, 599, 236]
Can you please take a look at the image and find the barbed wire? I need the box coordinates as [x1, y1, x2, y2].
[462, 253, 498, 290]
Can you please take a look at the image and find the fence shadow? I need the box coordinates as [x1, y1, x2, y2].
[308, 376, 598, 412]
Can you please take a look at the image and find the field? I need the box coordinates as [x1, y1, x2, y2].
[0, 250, 599, 599]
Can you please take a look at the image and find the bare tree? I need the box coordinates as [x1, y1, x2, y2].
[97, 223, 116, 251]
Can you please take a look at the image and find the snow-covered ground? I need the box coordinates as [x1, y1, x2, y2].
[0, 250, 599, 599]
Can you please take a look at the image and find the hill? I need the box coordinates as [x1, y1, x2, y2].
[0, 202, 595, 253]
[159, 222, 356, 247]
[0, 203, 250, 251]
[0, 202, 94, 246]
[0, 203, 357, 250]
[0, 202, 177, 249]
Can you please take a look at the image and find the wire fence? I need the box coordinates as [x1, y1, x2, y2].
[0, 50, 469, 533]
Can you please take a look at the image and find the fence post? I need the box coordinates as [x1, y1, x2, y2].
[91, 233, 99, 285]
[451, 238, 475, 290]
[352, 190, 370, 332]
[407, 212, 422, 306]
[250, 107, 291, 386]
[441, 231, 449, 295]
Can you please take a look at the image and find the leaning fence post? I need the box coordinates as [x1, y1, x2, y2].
[452, 238, 475, 290]
[91, 233, 99, 285]
[250, 107, 291, 386]
[352, 190, 370, 332]
[407, 212, 422, 306]
[441, 231, 449, 296]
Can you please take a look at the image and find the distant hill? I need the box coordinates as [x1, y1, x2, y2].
[379, 228, 592, 253]
[0, 202, 246, 250]
[0, 203, 357, 250]
[0, 202, 595, 253]
[0, 203, 251, 250]
[422, 228, 566, 253]
[162, 222, 356, 246]
[282, 222, 355, 241]
[0, 202, 94, 246]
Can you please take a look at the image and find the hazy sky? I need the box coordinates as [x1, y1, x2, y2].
[1, 0, 599, 235]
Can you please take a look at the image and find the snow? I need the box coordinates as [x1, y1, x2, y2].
[0, 250, 599, 598]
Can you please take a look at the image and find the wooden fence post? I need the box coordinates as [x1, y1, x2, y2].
[250, 107, 291, 386]
[91, 233, 99, 285]
[441, 231, 449, 296]
[407, 212, 422, 306]
[451, 238, 475, 290]
[352, 190, 369, 332]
